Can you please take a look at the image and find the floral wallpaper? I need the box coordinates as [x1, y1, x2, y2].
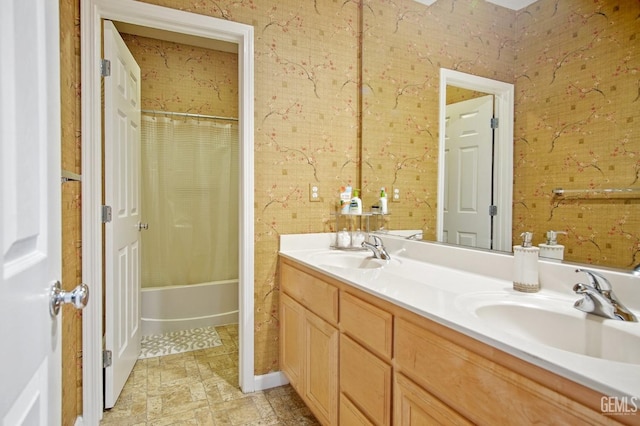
[361, 0, 516, 238]
[59, 2, 640, 408]
[513, 0, 640, 268]
[120, 34, 239, 117]
[60, 0, 83, 423]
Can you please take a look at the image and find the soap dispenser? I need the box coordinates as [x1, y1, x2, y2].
[349, 189, 363, 215]
[539, 230, 567, 261]
[379, 187, 388, 214]
[513, 232, 540, 293]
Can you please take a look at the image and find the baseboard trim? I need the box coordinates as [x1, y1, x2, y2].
[254, 371, 289, 391]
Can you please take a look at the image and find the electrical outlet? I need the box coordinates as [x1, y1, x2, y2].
[309, 184, 321, 202]
[392, 187, 401, 202]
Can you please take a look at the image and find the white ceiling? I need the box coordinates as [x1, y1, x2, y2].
[414, 0, 537, 10]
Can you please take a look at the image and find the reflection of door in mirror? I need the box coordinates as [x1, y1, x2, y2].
[437, 69, 514, 253]
[444, 95, 494, 249]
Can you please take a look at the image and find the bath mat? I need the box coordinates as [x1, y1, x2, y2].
[139, 326, 223, 359]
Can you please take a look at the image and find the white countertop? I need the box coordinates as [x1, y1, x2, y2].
[279, 233, 640, 399]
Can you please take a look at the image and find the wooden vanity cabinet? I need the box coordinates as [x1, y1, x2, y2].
[280, 260, 339, 425]
[280, 256, 631, 426]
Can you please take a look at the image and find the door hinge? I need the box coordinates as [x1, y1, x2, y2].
[103, 350, 112, 368]
[100, 59, 111, 77]
[490, 117, 499, 129]
[101, 205, 112, 223]
[489, 205, 498, 216]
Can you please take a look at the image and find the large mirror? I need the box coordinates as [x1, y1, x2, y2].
[360, 0, 639, 270]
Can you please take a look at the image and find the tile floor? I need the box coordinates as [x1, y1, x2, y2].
[101, 324, 320, 425]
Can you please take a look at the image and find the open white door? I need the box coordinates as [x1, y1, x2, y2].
[103, 20, 142, 408]
[0, 0, 63, 423]
[443, 95, 494, 249]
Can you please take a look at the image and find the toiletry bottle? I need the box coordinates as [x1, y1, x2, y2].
[349, 189, 363, 215]
[539, 230, 567, 261]
[513, 231, 540, 293]
[379, 187, 388, 214]
[340, 186, 352, 214]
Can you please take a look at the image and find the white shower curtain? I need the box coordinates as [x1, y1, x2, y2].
[141, 115, 239, 288]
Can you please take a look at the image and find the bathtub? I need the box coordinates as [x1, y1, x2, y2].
[141, 279, 239, 336]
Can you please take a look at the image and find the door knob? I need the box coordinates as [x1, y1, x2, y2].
[50, 281, 89, 317]
[137, 222, 149, 231]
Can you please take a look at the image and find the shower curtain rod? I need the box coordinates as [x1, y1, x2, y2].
[141, 109, 238, 122]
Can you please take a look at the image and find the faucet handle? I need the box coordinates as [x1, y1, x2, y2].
[575, 268, 612, 292]
[370, 235, 383, 246]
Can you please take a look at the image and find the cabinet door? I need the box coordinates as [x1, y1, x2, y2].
[281, 293, 304, 390]
[305, 309, 339, 425]
[395, 373, 472, 426]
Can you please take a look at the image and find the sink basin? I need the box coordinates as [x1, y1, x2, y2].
[308, 251, 391, 269]
[456, 292, 640, 365]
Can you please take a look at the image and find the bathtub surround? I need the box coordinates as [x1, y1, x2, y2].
[141, 279, 239, 336]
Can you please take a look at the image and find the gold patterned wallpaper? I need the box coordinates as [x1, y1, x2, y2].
[361, 0, 516, 238]
[513, 0, 640, 268]
[60, 0, 82, 424]
[59, 2, 640, 407]
[120, 34, 239, 117]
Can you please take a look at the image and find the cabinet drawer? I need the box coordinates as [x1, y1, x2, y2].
[340, 292, 393, 361]
[281, 262, 338, 325]
[340, 334, 392, 426]
[394, 317, 608, 425]
[340, 393, 374, 426]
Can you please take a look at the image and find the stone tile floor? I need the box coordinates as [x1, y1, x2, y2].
[101, 324, 320, 425]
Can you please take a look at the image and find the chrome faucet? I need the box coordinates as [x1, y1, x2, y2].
[362, 235, 391, 260]
[572, 268, 637, 322]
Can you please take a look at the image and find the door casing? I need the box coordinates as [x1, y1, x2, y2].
[81, 1, 258, 423]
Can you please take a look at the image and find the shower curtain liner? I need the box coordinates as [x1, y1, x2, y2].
[141, 114, 239, 288]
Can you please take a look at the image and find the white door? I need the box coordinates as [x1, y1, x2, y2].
[443, 95, 494, 249]
[103, 20, 142, 409]
[0, 0, 62, 423]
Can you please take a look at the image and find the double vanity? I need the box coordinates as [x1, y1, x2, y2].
[279, 233, 640, 425]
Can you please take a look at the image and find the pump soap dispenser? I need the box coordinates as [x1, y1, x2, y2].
[513, 232, 540, 293]
[539, 230, 567, 261]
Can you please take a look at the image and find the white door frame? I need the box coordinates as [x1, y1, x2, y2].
[81, 1, 255, 422]
[437, 68, 514, 252]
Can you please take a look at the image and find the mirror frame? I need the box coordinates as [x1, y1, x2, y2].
[437, 68, 515, 252]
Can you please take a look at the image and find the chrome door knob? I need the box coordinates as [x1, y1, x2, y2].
[50, 281, 89, 317]
[137, 222, 149, 231]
